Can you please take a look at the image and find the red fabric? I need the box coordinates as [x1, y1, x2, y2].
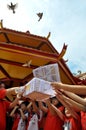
[38, 116, 46, 129]
[64, 115, 81, 130]
[0, 89, 6, 99]
[59, 106, 64, 112]
[0, 89, 11, 130]
[81, 111, 86, 130]
[12, 113, 20, 130]
[44, 107, 64, 130]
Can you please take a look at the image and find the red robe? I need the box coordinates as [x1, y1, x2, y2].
[44, 106, 64, 130]
[81, 111, 86, 130]
[12, 113, 20, 130]
[64, 114, 81, 130]
[0, 89, 11, 130]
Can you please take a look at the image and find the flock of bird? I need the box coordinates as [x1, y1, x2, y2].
[7, 2, 43, 21]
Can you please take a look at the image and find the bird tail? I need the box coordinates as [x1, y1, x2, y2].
[13, 10, 15, 13]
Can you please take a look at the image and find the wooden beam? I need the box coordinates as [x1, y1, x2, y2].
[0, 42, 59, 62]
[22, 73, 33, 82]
[0, 65, 11, 79]
[3, 33, 10, 43]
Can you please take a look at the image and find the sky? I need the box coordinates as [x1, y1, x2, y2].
[0, 0, 86, 75]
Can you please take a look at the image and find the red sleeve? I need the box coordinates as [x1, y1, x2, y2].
[59, 106, 64, 112]
[5, 100, 11, 110]
[0, 89, 6, 99]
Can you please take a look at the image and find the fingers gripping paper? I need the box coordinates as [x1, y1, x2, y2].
[33, 63, 60, 82]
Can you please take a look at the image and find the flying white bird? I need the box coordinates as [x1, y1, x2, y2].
[22, 60, 32, 67]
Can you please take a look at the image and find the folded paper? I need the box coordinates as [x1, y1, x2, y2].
[33, 63, 60, 82]
[22, 77, 56, 100]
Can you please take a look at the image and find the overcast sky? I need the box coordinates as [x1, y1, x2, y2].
[1, 0, 86, 74]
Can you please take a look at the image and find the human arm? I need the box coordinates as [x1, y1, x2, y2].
[10, 105, 19, 117]
[61, 89, 86, 106]
[6, 86, 25, 98]
[6, 87, 19, 96]
[39, 99, 64, 120]
[38, 101, 48, 113]
[9, 97, 19, 108]
[51, 104, 64, 120]
[59, 91, 86, 112]
[51, 82, 86, 95]
[9, 93, 22, 109]
[56, 91, 80, 119]
[45, 98, 58, 115]
[27, 102, 32, 110]
[32, 101, 39, 113]
[18, 109, 28, 121]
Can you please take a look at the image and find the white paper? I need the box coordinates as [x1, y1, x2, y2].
[23, 77, 56, 97]
[33, 63, 60, 82]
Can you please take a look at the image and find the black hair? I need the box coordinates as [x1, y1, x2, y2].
[56, 101, 63, 108]
[0, 81, 6, 88]
[50, 96, 62, 108]
[0, 81, 5, 85]
[20, 101, 29, 107]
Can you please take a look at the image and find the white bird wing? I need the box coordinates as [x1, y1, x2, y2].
[22, 60, 32, 67]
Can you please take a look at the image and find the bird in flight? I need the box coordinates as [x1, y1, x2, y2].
[7, 2, 18, 13]
[37, 12, 43, 21]
[22, 60, 32, 67]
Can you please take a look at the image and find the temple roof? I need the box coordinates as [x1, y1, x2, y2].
[0, 27, 78, 87]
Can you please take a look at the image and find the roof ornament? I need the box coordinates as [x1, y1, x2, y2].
[7, 2, 18, 13]
[37, 12, 43, 21]
[46, 32, 51, 39]
[26, 30, 30, 34]
[57, 43, 68, 60]
[77, 70, 82, 75]
[0, 19, 3, 28]
[64, 59, 68, 63]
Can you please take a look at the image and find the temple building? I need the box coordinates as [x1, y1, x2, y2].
[0, 25, 85, 89]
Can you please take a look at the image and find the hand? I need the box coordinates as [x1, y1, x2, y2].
[15, 105, 19, 109]
[51, 82, 62, 90]
[55, 89, 62, 95]
[45, 98, 51, 105]
[16, 86, 26, 99]
[56, 90, 63, 99]
[16, 94, 21, 99]
[18, 108, 22, 113]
